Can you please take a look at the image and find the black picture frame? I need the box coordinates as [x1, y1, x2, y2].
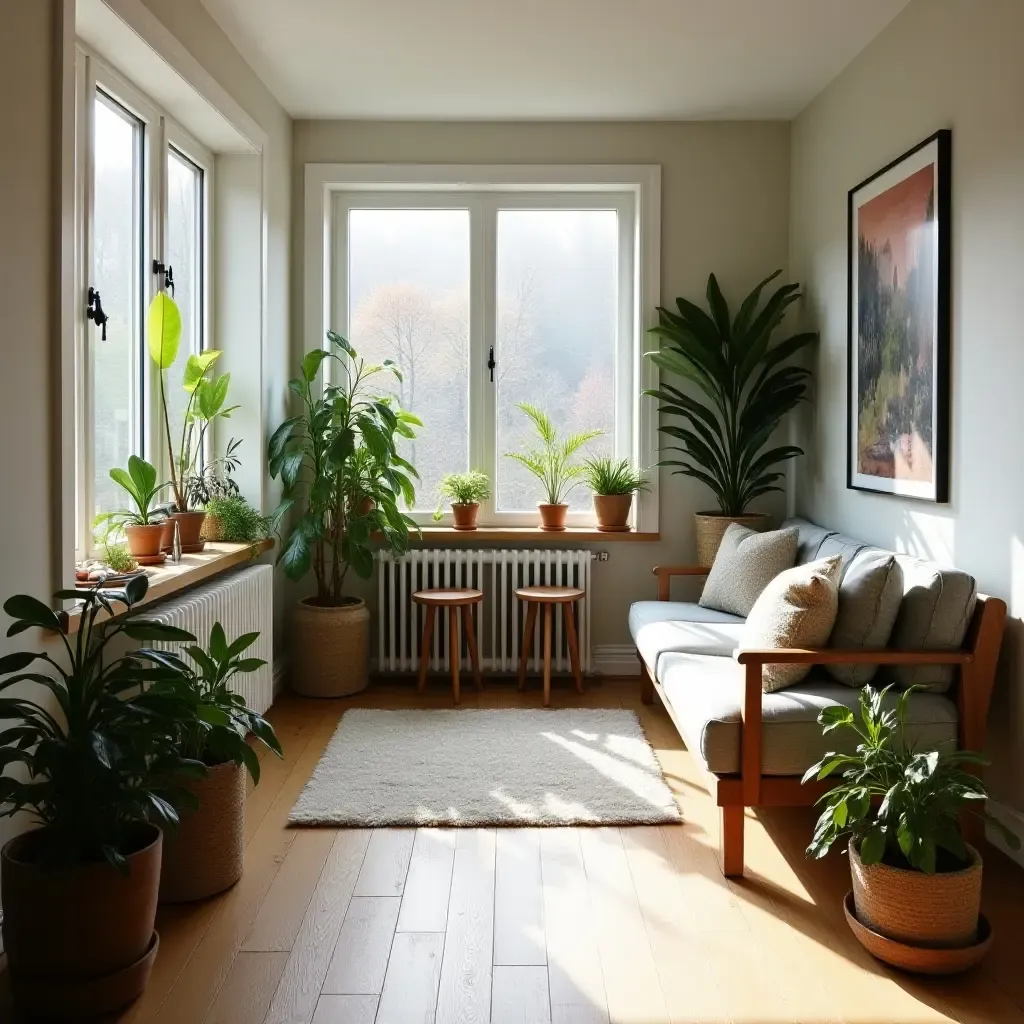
[846, 128, 951, 503]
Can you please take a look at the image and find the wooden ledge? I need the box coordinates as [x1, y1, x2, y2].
[65, 539, 273, 634]
[394, 527, 660, 544]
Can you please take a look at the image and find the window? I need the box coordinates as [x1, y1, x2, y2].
[322, 167, 659, 530]
[74, 50, 211, 556]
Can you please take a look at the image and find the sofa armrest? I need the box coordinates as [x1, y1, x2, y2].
[736, 648, 973, 666]
[652, 564, 711, 601]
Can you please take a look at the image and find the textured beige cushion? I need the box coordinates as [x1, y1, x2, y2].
[740, 555, 842, 692]
[827, 549, 904, 687]
[699, 524, 798, 617]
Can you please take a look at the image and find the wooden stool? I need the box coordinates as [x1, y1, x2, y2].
[412, 588, 483, 705]
[515, 586, 585, 707]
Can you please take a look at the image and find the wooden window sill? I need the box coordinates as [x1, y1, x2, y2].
[65, 540, 274, 635]
[388, 527, 660, 544]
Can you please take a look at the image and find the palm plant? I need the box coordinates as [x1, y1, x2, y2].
[583, 457, 649, 497]
[644, 271, 817, 516]
[505, 404, 601, 506]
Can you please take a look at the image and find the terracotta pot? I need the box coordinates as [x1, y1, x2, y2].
[290, 596, 369, 697]
[849, 839, 982, 948]
[169, 510, 207, 553]
[452, 503, 480, 531]
[124, 523, 165, 558]
[694, 511, 770, 567]
[160, 760, 246, 903]
[160, 517, 176, 552]
[593, 493, 633, 532]
[538, 503, 568, 531]
[355, 497, 376, 516]
[2, 822, 162, 1018]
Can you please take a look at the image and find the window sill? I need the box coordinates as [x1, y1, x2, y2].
[393, 527, 660, 544]
[65, 540, 274, 635]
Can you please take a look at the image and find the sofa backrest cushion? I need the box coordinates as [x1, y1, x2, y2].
[817, 533, 868, 579]
[782, 518, 836, 564]
[699, 523, 798, 617]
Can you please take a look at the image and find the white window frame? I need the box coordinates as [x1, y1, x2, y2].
[73, 44, 214, 558]
[306, 164, 661, 532]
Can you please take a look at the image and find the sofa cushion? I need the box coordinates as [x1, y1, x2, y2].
[657, 653, 958, 776]
[628, 601, 745, 674]
[889, 556, 977, 692]
[827, 549, 904, 687]
[817, 533, 867, 578]
[782, 517, 837, 565]
[699, 524, 798, 617]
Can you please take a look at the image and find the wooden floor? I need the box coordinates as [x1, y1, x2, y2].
[4, 676, 1023, 1024]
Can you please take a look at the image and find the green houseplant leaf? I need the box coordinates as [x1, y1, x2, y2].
[147, 292, 182, 370]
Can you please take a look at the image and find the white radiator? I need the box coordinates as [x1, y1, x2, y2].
[144, 565, 274, 715]
[376, 549, 593, 675]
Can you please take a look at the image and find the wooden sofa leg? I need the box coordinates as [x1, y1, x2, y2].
[639, 653, 654, 705]
[720, 805, 745, 877]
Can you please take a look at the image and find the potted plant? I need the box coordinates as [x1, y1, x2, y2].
[268, 331, 421, 697]
[505, 403, 601, 531]
[583, 457, 648, 532]
[202, 494, 272, 548]
[804, 684, 1019, 970]
[148, 292, 238, 552]
[433, 470, 490, 530]
[645, 270, 817, 565]
[93, 455, 168, 563]
[184, 437, 242, 542]
[139, 624, 281, 902]
[0, 579, 199, 1017]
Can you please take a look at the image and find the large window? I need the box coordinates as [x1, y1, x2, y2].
[325, 169, 658, 530]
[74, 51, 211, 556]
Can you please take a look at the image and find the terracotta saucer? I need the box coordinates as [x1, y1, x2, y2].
[844, 891, 992, 975]
[135, 552, 167, 566]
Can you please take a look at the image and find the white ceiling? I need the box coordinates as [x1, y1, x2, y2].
[200, 0, 909, 121]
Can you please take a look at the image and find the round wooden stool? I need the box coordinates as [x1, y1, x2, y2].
[412, 588, 483, 705]
[515, 585, 585, 707]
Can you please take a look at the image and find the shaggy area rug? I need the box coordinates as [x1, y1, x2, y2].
[289, 708, 681, 827]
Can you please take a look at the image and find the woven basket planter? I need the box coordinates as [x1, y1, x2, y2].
[200, 514, 226, 542]
[849, 839, 982, 948]
[290, 597, 370, 697]
[694, 512, 769, 567]
[159, 761, 246, 904]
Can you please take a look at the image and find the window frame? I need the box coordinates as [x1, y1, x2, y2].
[309, 164, 661, 532]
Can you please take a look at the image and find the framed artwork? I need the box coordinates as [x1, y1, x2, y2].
[847, 129, 951, 503]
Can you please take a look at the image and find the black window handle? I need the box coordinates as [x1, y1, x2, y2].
[487, 346, 496, 383]
[152, 259, 175, 296]
[86, 287, 109, 341]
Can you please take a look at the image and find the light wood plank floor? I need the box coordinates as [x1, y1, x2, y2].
[3, 677, 1022, 1024]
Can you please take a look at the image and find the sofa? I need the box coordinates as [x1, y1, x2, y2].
[631, 517, 1007, 877]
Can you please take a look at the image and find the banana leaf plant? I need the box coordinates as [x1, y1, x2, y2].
[644, 271, 817, 516]
[148, 293, 239, 512]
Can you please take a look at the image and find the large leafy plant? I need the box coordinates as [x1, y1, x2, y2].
[645, 271, 817, 516]
[804, 684, 1019, 873]
[0, 579, 200, 868]
[505, 404, 601, 506]
[93, 455, 167, 538]
[268, 331, 421, 605]
[148, 293, 238, 512]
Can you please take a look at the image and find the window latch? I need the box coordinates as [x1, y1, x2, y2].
[86, 287, 109, 341]
[152, 259, 175, 296]
[487, 346, 496, 383]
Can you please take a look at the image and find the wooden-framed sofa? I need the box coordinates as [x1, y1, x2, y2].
[633, 518, 1007, 878]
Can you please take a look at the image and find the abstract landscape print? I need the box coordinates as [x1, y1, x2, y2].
[848, 130, 951, 502]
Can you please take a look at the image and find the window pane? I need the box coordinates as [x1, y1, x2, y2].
[348, 209, 470, 510]
[495, 209, 617, 511]
[165, 148, 203, 465]
[90, 93, 142, 522]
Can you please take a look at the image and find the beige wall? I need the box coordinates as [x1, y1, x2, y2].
[789, 0, 1024, 812]
[293, 120, 793, 649]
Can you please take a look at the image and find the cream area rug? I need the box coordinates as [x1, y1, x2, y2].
[289, 709, 681, 827]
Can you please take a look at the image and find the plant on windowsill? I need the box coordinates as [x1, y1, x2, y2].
[137, 623, 281, 902]
[148, 292, 238, 553]
[92, 454, 168, 564]
[644, 270, 817, 566]
[268, 331, 421, 697]
[202, 495, 272, 551]
[432, 470, 491, 531]
[505, 403, 601, 531]
[582, 457, 649, 533]
[804, 684, 1018, 971]
[184, 437, 243, 542]
[0, 578, 201, 1016]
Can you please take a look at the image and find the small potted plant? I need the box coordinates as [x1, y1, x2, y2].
[583, 457, 648, 532]
[184, 437, 242, 542]
[0, 579, 199, 1017]
[93, 455, 168, 563]
[505, 403, 601, 531]
[433, 471, 490, 530]
[139, 624, 281, 902]
[804, 684, 1019, 971]
[202, 494, 272, 548]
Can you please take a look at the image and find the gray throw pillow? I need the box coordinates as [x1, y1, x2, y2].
[699, 524, 798, 618]
[827, 550, 904, 687]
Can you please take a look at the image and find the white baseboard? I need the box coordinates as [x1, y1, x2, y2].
[986, 799, 1024, 868]
[592, 645, 640, 676]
